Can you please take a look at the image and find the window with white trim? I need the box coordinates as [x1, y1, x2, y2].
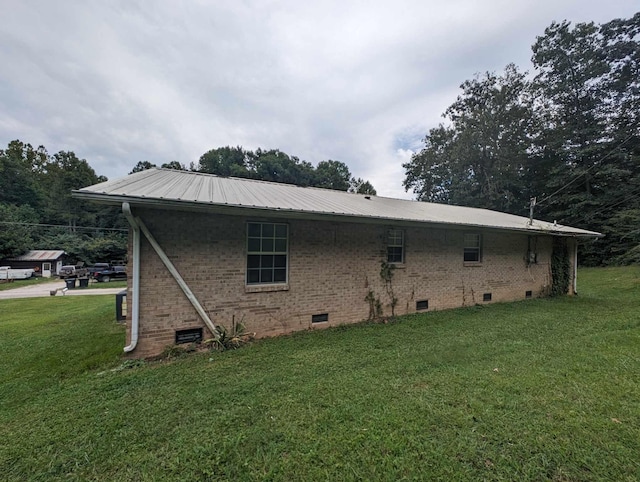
[387, 229, 404, 263]
[246, 222, 288, 284]
[463, 233, 482, 262]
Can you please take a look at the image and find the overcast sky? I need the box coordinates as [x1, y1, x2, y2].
[1, 1, 637, 199]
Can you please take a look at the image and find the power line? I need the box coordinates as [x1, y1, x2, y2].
[537, 132, 637, 206]
[0, 221, 127, 232]
[593, 185, 640, 213]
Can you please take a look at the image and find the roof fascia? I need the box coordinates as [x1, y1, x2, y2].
[72, 191, 603, 239]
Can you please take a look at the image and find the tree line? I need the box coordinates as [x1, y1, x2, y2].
[0, 140, 127, 265]
[0, 142, 375, 263]
[403, 13, 640, 265]
[130, 146, 377, 194]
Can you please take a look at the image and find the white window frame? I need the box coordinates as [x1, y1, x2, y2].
[463, 233, 482, 263]
[386, 228, 404, 264]
[246, 222, 289, 285]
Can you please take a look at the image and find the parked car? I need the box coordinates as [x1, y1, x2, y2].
[92, 265, 127, 283]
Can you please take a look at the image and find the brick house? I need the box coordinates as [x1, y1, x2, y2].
[75, 169, 601, 358]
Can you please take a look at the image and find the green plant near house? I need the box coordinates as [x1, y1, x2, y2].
[364, 289, 383, 320]
[550, 238, 571, 296]
[205, 317, 254, 351]
[380, 260, 398, 316]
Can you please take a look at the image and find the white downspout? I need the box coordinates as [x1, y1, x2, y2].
[573, 238, 578, 295]
[122, 203, 140, 353]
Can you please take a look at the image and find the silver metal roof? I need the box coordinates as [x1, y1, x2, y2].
[74, 168, 601, 237]
[8, 250, 66, 261]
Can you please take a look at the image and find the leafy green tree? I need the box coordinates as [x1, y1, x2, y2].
[83, 234, 128, 264]
[37, 231, 88, 264]
[315, 160, 352, 191]
[43, 151, 106, 229]
[198, 146, 250, 177]
[130, 161, 157, 174]
[350, 178, 377, 195]
[250, 149, 316, 186]
[0, 204, 39, 259]
[405, 14, 639, 265]
[532, 16, 640, 264]
[0, 140, 46, 209]
[0, 140, 127, 263]
[531, 20, 609, 217]
[404, 64, 534, 213]
[161, 161, 186, 170]
[196, 146, 376, 193]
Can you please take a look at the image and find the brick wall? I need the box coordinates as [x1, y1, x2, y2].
[126, 208, 563, 357]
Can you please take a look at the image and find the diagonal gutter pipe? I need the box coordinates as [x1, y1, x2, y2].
[122, 203, 221, 345]
[122, 203, 140, 352]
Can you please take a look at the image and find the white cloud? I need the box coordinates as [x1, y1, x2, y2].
[1, 0, 637, 195]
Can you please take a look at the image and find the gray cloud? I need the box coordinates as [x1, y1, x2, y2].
[1, 0, 637, 198]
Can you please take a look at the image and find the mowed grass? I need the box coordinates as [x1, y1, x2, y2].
[1, 267, 639, 481]
[89, 279, 127, 289]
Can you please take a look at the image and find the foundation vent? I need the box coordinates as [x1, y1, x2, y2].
[311, 313, 329, 323]
[483, 293, 492, 302]
[416, 300, 429, 311]
[175, 328, 203, 344]
[525, 290, 533, 299]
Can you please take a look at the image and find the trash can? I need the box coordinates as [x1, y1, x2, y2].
[115, 290, 127, 322]
[65, 278, 76, 289]
[78, 278, 89, 288]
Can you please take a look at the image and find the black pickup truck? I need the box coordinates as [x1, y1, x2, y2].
[91, 264, 127, 283]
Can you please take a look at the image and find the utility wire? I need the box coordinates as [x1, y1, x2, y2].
[536, 132, 637, 206]
[594, 185, 640, 213]
[0, 221, 127, 232]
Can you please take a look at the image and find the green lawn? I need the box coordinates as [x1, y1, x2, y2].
[1, 268, 638, 481]
[89, 279, 127, 289]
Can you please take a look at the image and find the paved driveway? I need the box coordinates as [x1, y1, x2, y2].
[0, 281, 125, 300]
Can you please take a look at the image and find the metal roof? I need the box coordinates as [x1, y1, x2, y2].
[9, 250, 66, 261]
[73, 168, 602, 237]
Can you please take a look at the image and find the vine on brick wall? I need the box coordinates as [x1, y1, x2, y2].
[380, 260, 398, 316]
[365, 290, 383, 320]
[550, 238, 570, 296]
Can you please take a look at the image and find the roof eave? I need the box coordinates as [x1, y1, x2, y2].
[72, 190, 603, 238]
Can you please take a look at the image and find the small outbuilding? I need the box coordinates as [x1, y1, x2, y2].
[74, 168, 602, 358]
[1, 250, 66, 278]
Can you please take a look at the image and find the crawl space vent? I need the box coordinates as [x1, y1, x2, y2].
[483, 293, 492, 302]
[175, 328, 203, 344]
[416, 300, 429, 311]
[311, 313, 329, 323]
[525, 290, 533, 299]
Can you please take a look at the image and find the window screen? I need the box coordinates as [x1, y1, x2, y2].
[247, 222, 288, 284]
[387, 229, 404, 263]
